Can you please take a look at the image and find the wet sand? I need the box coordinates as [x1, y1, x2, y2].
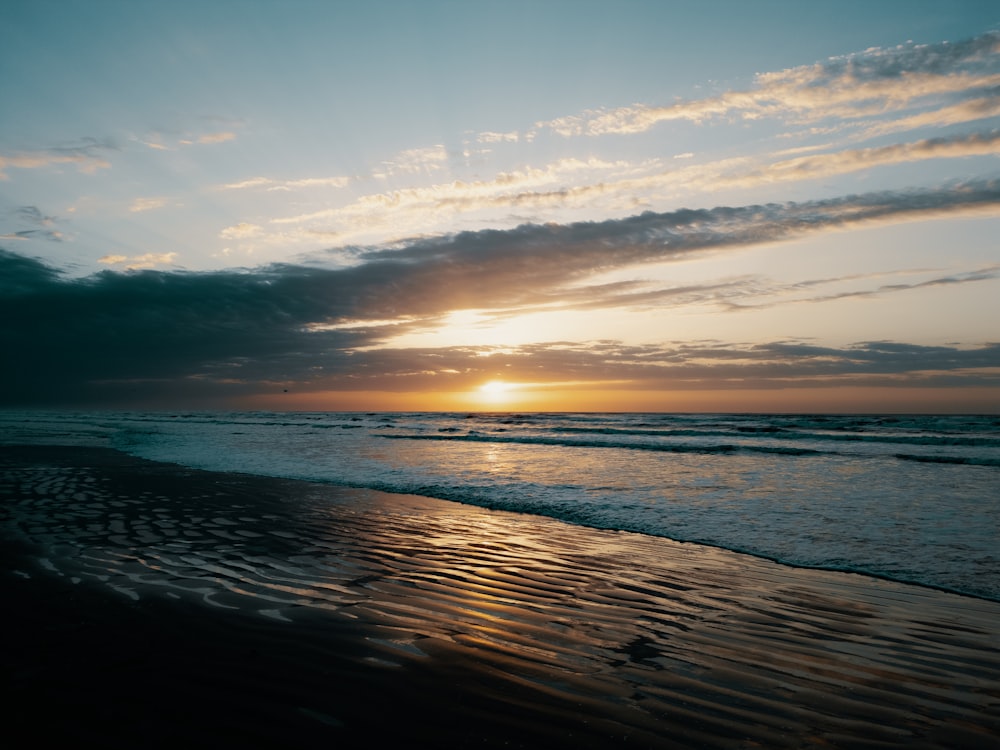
[2, 445, 999, 748]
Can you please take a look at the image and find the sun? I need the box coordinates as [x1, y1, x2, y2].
[476, 379, 517, 407]
[480, 380, 511, 396]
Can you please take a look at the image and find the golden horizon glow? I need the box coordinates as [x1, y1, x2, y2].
[228, 385, 1000, 415]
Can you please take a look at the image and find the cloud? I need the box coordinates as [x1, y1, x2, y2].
[97, 252, 178, 270]
[209, 34, 996, 250]
[0, 138, 114, 179]
[219, 223, 264, 239]
[861, 91, 1000, 137]
[197, 131, 237, 144]
[2, 180, 998, 405]
[492, 262, 1000, 320]
[0, 206, 65, 242]
[2, 241, 995, 406]
[16, 206, 57, 226]
[533, 31, 1000, 137]
[702, 265, 1000, 312]
[0, 230, 63, 242]
[219, 175, 350, 192]
[469, 339, 1000, 389]
[377, 145, 448, 176]
[350, 178, 1000, 286]
[0, 249, 64, 295]
[477, 130, 520, 143]
[723, 129, 1000, 187]
[221, 176, 273, 190]
[256, 119, 997, 244]
[136, 124, 241, 151]
[634, 127, 1000, 202]
[270, 156, 643, 236]
[129, 197, 169, 213]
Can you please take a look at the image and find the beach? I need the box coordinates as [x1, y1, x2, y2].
[2, 445, 999, 748]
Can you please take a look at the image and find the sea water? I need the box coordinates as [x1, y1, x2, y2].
[2, 411, 998, 600]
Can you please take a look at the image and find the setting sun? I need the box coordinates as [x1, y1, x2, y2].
[478, 380, 516, 405]
[480, 380, 511, 395]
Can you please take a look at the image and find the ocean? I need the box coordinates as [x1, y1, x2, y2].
[2, 410, 998, 601]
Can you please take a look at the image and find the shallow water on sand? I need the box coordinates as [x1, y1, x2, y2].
[2, 411, 999, 599]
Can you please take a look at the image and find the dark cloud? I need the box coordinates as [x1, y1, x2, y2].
[2, 181, 999, 406]
[0, 249, 63, 295]
[0, 256, 362, 404]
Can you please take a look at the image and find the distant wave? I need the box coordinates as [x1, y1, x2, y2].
[551, 424, 1000, 448]
[378, 432, 825, 456]
[380, 430, 1000, 466]
[894, 453, 1000, 468]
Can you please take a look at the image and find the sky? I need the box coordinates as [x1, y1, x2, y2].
[1, 0, 999, 413]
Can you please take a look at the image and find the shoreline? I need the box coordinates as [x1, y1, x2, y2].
[3, 445, 999, 748]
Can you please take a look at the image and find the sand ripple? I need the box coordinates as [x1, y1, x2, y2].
[2, 446, 999, 748]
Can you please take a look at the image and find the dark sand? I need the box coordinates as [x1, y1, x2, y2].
[2, 446, 999, 749]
